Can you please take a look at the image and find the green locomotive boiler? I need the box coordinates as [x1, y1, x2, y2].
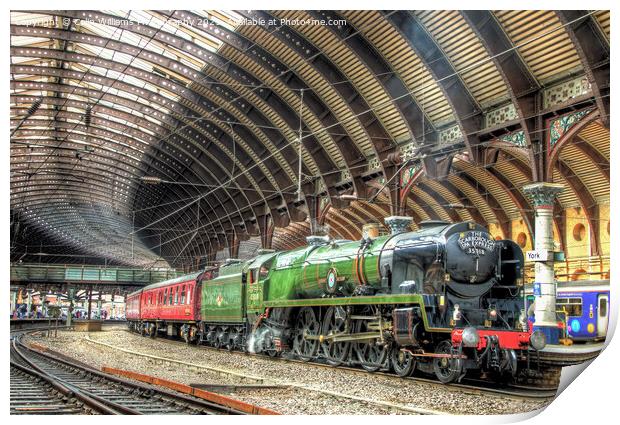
[191, 220, 544, 383]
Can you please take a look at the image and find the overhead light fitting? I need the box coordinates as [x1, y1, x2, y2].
[141, 176, 162, 185]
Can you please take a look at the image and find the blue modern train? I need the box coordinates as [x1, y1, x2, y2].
[526, 280, 610, 342]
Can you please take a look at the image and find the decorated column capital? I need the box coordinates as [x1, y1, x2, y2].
[384, 216, 413, 234]
[523, 182, 564, 208]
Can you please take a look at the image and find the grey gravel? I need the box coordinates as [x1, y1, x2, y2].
[25, 327, 550, 415]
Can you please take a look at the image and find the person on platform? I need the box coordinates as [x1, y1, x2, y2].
[527, 299, 536, 331]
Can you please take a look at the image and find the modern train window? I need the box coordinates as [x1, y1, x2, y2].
[557, 297, 583, 317]
[599, 297, 608, 317]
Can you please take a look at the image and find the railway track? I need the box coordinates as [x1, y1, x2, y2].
[144, 331, 558, 401]
[75, 329, 555, 414]
[28, 329, 440, 414]
[10, 363, 96, 414]
[10, 330, 245, 415]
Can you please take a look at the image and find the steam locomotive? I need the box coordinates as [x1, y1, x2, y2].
[127, 220, 546, 383]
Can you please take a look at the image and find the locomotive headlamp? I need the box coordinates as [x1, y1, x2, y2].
[461, 326, 480, 347]
[452, 304, 461, 321]
[529, 330, 547, 351]
[488, 309, 498, 321]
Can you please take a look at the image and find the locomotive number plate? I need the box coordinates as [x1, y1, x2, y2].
[457, 231, 495, 256]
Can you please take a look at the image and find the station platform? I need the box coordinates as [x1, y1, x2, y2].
[537, 342, 606, 366]
[9, 318, 126, 329]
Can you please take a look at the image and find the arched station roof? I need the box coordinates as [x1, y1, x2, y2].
[10, 10, 610, 269]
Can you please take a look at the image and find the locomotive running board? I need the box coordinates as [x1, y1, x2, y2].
[303, 330, 382, 343]
[400, 348, 467, 359]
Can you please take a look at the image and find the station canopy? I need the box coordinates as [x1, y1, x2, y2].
[10, 10, 610, 270]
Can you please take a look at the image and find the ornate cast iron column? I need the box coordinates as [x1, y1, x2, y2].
[523, 182, 564, 344]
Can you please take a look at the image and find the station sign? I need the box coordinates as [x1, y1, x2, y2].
[525, 250, 550, 262]
[533, 282, 541, 296]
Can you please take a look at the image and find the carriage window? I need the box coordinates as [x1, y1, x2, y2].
[557, 297, 582, 317]
[600, 298, 608, 317]
[181, 286, 186, 304]
[187, 286, 191, 305]
[159, 291, 162, 305]
[169, 288, 174, 305]
[174, 287, 179, 305]
[163, 289, 168, 305]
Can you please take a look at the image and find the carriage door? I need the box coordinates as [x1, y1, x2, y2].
[597, 294, 609, 338]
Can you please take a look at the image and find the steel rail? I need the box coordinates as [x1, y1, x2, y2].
[12, 330, 245, 415]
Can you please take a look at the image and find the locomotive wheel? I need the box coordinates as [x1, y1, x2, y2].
[227, 328, 238, 351]
[263, 329, 280, 357]
[293, 307, 320, 361]
[391, 347, 416, 377]
[213, 327, 223, 349]
[433, 340, 463, 384]
[321, 306, 350, 366]
[353, 319, 388, 372]
[264, 332, 279, 357]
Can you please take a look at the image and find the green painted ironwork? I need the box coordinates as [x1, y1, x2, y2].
[10, 263, 178, 286]
[499, 130, 526, 147]
[549, 109, 593, 148]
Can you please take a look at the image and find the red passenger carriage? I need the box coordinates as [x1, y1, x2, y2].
[126, 270, 208, 339]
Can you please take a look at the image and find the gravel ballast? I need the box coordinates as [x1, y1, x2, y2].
[25, 327, 550, 415]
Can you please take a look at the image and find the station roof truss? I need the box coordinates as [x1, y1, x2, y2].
[10, 10, 610, 269]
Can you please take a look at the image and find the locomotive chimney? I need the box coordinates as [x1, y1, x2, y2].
[384, 216, 413, 234]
